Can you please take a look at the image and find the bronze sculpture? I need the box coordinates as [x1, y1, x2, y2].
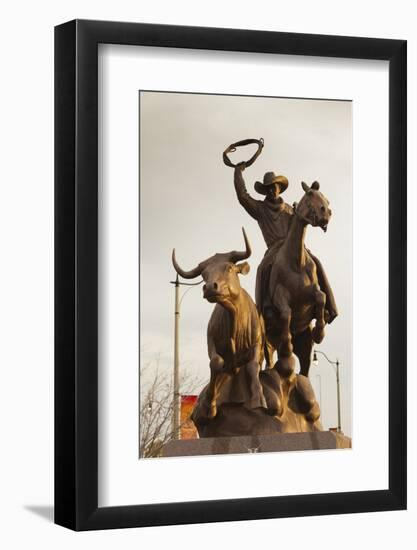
[170, 138, 338, 438]
[172, 228, 266, 420]
[226, 139, 337, 375]
[172, 229, 321, 437]
[265, 180, 333, 378]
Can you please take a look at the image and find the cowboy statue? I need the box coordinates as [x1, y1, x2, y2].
[223, 139, 338, 368]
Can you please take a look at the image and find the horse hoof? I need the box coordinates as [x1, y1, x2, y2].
[305, 402, 321, 422]
[276, 355, 296, 378]
[271, 402, 284, 417]
[312, 326, 325, 343]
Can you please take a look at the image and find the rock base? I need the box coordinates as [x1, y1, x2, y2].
[162, 431, 351, 457]
[192, 369, 323, 437]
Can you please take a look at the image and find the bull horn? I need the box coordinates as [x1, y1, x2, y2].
[172, 249, 203, 279]
[229, 227, 252, 263]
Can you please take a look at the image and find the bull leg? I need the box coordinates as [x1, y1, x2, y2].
[206, 353, 225, 418]
[245, 346, 267, 409]
[293, 327, 314, 377]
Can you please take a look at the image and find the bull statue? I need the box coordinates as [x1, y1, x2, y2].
[172, 228, 266, 420]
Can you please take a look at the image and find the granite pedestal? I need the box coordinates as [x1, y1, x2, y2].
[162, 431, 351, 457]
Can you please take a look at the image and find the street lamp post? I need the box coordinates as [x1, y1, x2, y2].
[170, 274, 202, 439]
[312, 350, 341, 433]
[172, 274, 181, 440]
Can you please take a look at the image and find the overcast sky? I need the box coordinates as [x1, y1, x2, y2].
[139, 91, 352, 436]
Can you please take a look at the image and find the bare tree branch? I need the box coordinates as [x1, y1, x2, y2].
[139, 359, 204, 458]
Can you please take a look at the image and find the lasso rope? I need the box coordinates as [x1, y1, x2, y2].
[222, 138, 264, 168]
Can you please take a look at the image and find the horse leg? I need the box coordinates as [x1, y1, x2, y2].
[264, 339, 275, 370]
[311, 286, 327, 344]
[294, 374, 321, 423]
[293, 326, 314, 377]
[263, 306, 276, 369]
[292, 328, 321, 422]
[245, 346, 267, 409]
[271, 286, 296, 378]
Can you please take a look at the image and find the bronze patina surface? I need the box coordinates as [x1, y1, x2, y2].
[172, 231, 321, 437]
[170, 138, 339, 439]
[232, 156, 338, 376]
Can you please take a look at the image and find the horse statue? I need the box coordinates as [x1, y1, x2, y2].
[224, 138, 337, 379]
[266, 180, 333, 379]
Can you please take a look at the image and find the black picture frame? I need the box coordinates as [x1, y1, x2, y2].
[55, 19, 407, 531]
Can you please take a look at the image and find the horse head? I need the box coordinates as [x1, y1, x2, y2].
[297, 181, 332, 232]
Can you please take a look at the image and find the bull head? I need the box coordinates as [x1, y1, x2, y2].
[172, 228, 252, 305]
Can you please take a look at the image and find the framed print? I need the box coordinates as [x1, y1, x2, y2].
[55, 20, 406, 530]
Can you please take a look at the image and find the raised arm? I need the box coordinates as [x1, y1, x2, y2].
[234, 164, 259, 220]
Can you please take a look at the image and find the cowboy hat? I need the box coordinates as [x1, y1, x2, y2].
[254, 172, 289, 195]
